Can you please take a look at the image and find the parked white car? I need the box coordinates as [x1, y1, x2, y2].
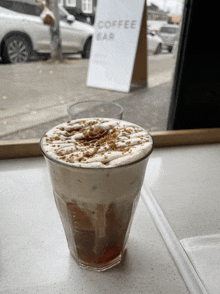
[147, 29, 163, 54]
[0, 3, 94, 63]
[159, 24, 179, 53]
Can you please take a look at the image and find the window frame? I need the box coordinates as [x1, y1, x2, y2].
[58, 0, 64, 6]
[66, 0, 76, 7]
[1, 129, 220, 160]
[81, 0, 93, 13]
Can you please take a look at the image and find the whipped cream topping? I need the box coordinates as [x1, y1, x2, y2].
[42, 118, 153, 168]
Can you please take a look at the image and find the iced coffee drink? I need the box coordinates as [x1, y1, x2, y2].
[40, 118, 153, 271]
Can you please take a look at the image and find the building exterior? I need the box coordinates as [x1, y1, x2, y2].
[147, 3, 168, 33]
[169, 14, 181, 24]
[147, 3, 168, 21]
[58, 0, 97, 14]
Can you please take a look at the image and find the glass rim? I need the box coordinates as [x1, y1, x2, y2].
[67, 100, 124, 118]
[40, 119, 153, 171]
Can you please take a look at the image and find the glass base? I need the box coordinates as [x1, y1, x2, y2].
[71, 252, 123, 272]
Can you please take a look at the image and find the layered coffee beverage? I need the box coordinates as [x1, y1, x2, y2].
[40, 118, 153, 271]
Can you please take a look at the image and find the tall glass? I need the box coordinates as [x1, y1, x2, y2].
[67, 100, 124, 120]
[40, 122, 153, 271]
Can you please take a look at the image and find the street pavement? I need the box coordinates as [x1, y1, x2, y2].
[0, 53, 175, 140]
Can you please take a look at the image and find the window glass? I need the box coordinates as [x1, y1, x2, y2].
[23, 3, 41, 16]
[0, 0, 15, 9]
[66, 0, 76, 7]
[160, 27, 178, 34]
[0, 1, 184, 142]
[82, 0, 92, 13]
[0, 0, 26, 14]
[58, 0, 64, 5]
[59, 6, 67, 20]
[0, 0, 40, 16]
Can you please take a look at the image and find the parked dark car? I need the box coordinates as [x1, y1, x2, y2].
[64, 6, 95, 25]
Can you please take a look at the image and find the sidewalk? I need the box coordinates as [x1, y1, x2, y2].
[0, 57, 173, 140]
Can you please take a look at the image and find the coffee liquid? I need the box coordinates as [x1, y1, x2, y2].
[67, 200, 134, 268]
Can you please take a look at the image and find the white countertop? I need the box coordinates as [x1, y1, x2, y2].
[0, 154, 189, 294]
[145, 143, 220, 240]
[143, 143, 220, 294]
[3, 143, 220, 293]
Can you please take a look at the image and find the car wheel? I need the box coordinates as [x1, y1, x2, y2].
[155, 43, 162, 54]
[2, 35, 31, 64]
[81, 38, 91, 59]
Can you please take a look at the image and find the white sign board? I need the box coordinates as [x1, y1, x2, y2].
[86, 0, 146, 93]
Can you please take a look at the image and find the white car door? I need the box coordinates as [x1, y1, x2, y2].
[59, 8, 83, 52]
[147, 31, 159, 53]
[147, 32, 153, 52]
[18, 3, 51, 52]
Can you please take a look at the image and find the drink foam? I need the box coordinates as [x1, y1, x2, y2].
[42, 118, 153, 168]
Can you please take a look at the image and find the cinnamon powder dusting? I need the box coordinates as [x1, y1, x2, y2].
[43, 118, 152, 167]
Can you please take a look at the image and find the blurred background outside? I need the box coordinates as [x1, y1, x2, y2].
[0, 0, 184, 141]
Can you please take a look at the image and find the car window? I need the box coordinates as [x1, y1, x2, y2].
[0, 0, 41, 16]
[23, 3, 41, 16]
[0, 0, 14, 9]
[64, 7, 78, 17]
[59, 7, 68, 21]
[0, 0, 15, 9]
[0, 0, 26, 14]
[160, 27, 178, 34]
